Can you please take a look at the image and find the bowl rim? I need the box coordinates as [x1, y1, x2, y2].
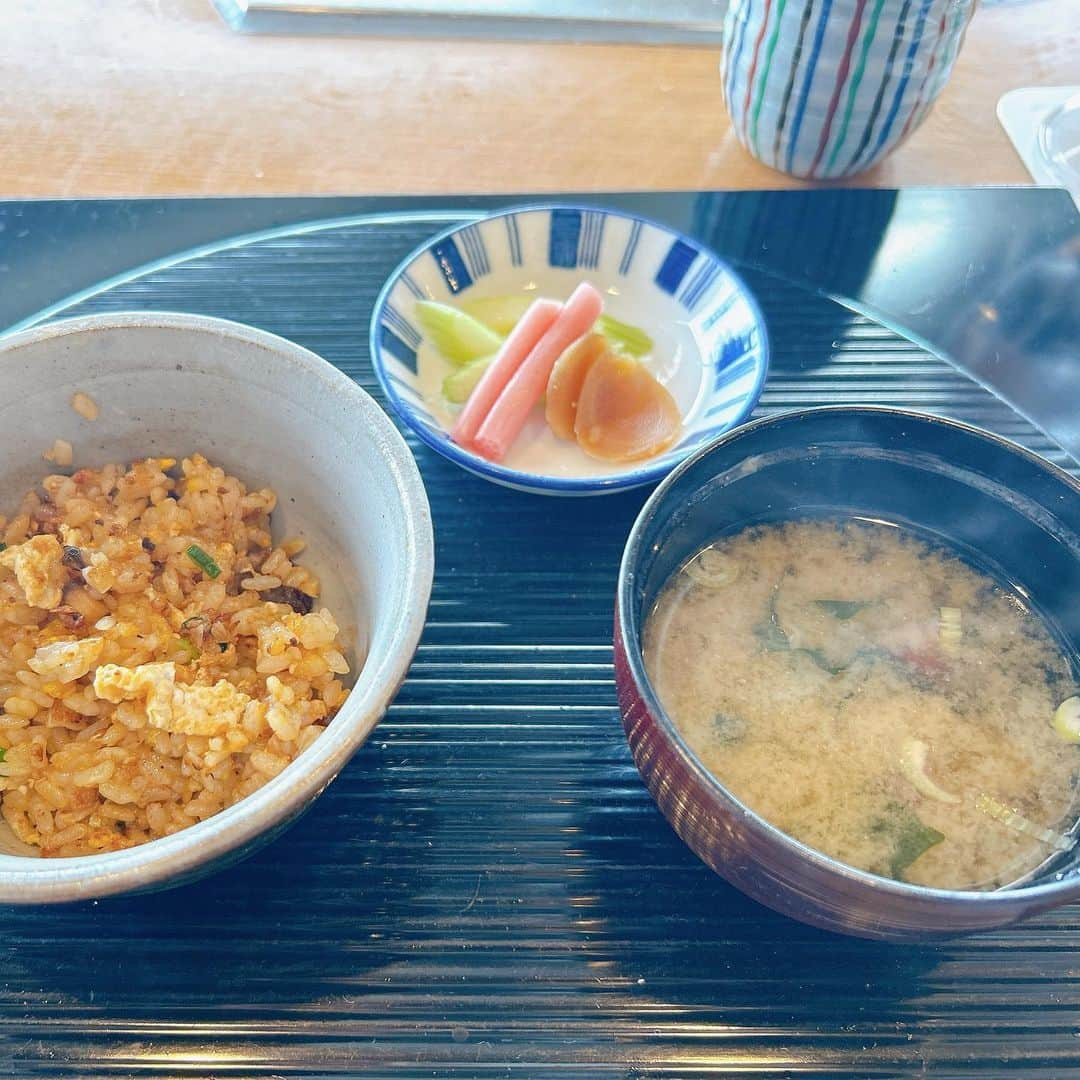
[0, 310, 435, 902]
[617, 403, 1080, 909]
[369, 201, 771, 495]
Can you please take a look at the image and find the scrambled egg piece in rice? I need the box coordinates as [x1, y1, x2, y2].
[0, 454, 352, 856]
[0, 534, 67, 610]
[93, 661, 253, 738]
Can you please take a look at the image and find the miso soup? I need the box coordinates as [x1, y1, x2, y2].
[643, 520, 1080, 890]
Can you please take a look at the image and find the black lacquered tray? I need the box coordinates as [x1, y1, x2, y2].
[1, 191, 1079, 1077]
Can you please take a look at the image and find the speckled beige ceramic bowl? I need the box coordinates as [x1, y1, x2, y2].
[0, 312, 434, 903]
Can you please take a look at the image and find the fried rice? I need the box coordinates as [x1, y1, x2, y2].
[0, 454, 350, 857]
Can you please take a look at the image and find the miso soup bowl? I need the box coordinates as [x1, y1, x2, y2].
[615, 406, 1080, 940]
[0, 312, 434, 902]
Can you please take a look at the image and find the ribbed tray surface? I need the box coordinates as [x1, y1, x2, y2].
[2, 215, 1077, 1078]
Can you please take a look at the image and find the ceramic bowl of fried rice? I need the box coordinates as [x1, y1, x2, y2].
[0, 312, 434, 902]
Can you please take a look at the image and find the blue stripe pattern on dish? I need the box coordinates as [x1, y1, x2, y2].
[679, 261, 723, 314]
[714, 341, 760, 388]
[379, 325, 418, 373]
[504, 214, 523, 267]
[701, 289, 740, 332]
[577, 211, 606, 270]
[431, 238, 473, 293]
[458, 225, 491, 279]
[549, 209, 582, 269]
[383, 304, 422, 350]
[655, 239, 699, 298]
[401, 272, 425, 300]
[619, 219, 643, 275]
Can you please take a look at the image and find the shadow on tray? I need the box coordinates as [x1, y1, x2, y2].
[0, 740, 442, 1008]
[565, 731, 946, 1030]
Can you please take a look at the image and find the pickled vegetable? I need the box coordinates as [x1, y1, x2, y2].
[473, 283, 604, 462]
[544, 333, 608, 442]
[443, 355, 495, 405]
[415, 301, 502, 365]
[573, 349, 681, 463]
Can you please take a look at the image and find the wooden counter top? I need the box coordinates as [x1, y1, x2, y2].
[1, 0, 1075, 197]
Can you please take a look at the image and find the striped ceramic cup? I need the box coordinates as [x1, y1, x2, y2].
[722, 0, 976, 179]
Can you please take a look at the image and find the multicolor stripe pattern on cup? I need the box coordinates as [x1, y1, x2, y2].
[723, 0, 976, 179]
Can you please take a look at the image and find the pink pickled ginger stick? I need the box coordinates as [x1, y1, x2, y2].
[452, 298, 561, 449]
[473, 282, 604, 462]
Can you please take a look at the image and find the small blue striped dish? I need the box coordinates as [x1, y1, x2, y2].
[370, 205, 769, 495]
